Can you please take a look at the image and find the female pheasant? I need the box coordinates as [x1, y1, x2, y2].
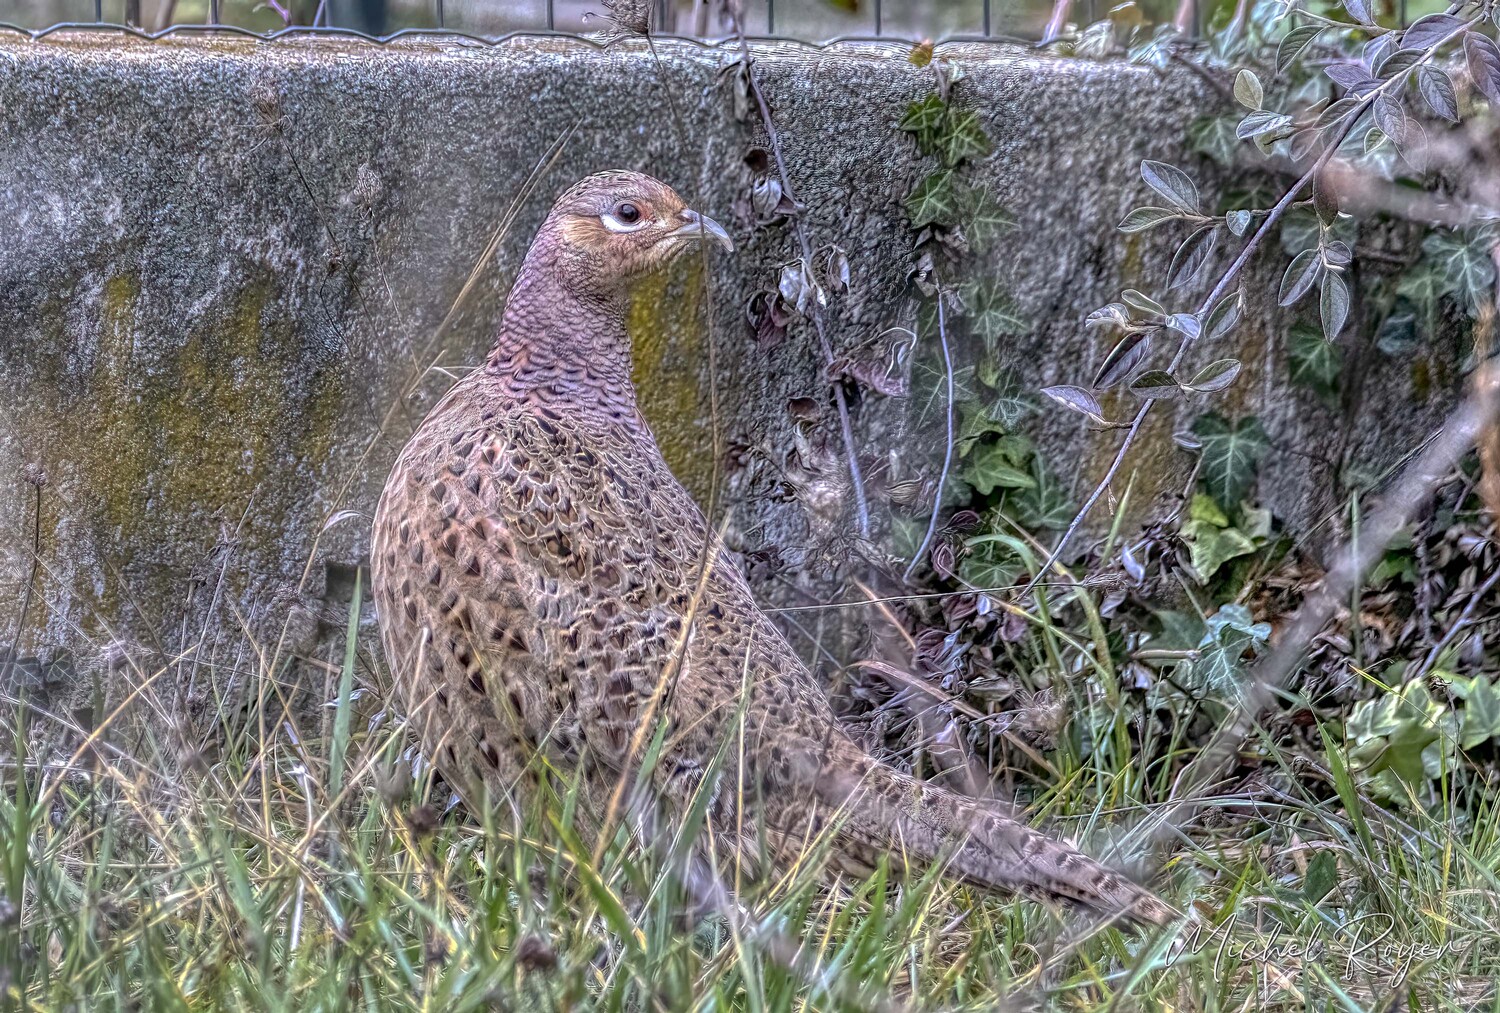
[371, 170, 1175, 927]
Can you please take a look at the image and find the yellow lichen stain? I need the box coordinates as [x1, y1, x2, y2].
[627, 259, 716, 503]
[56, 270, 343, 634]
[1118, 232, 1144, 288]
[1411, 356, 1432, 401]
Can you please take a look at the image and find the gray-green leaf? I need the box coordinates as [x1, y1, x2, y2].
[1277, 24, 1322, 75]
[1320, 271, 1351, 339]
[1121, 288, 1167, 318]
[1417, 66, 1460, 122]
[1186, 358, 1243, 393]
[1130, 370, 1184, 400]
[1279, 249, 1322, 306]
[1466, 33, 1500, 104]
[1169, 225, 1219, 290]
[1041, 384, 1108, 425]
[1118, 207, 1182, 233]
[1236, 109, 1294, 141]
[1234, 69, 1263, 110]
[1094, 330, 1153, 389]
[1205, 290, 1243, 341]
[1141, 160, 1200, 214]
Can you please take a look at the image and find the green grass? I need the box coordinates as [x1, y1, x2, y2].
[4, 590, 1500, 1012]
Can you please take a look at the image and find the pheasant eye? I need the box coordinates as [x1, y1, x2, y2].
[600, 201, 650, 233]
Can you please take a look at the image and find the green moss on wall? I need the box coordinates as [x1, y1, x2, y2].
[627, 260, 717, 504]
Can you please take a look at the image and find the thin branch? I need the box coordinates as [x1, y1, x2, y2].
[1411, 564, 1500, 680]
[730, 26, 872, 538]
[904, 291, 955, 582]
[1, 474, 44, 689]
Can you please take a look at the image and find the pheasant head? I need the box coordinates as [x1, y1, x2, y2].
[534, 170, 732, 298]
[488, 170, 732, 415]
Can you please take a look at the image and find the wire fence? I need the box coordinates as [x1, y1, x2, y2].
[0, 0, 1159, 46]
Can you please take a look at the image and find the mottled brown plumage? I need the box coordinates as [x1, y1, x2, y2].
[371, 170, 1175, 927]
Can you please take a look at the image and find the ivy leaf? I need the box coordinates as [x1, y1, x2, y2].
[1183, 515, 1258, 581]
[964, 441, 1038, 495]
[1376, 303, 1421, 356]
[1403, 13, 1465, 53]
[1289, 324, 1343, 396]
[959, 537, 1024, 589]
[1118, 207, 1182, 233]
[1193, 413, 1270, 506]
[1234, 69, 1263, 110]
[963, 187, 1014, 252]
[906, 170, 958, 228]
[1460, 678, 1500, 748]
[1185, 358, 1242, 393]
[1277, 24, 1322, 75]
[1417, 66, 1460, 122]
[1279, 249, 1323, 306]
[898, 94, 948, 155]
[979, 376, 1036, 429]
[964, 283, 1028, 350]
[1204, 289, 1243, 341]
[1010, 460, 1074, 530]
[1321, 271, 1351, 339]
[1168, 225, 1219, 290]
[941, 108, 992, 168]
[1141, 160, 1200, 214]
[1422, 229, 1497, 313]
[1129, 370, 1185, 400]
[1041, 385, 1109, 426]
[1466, 33, 1500, 104]
[1188, 115, 1239, 167]
[1094, 331, 1153, 389]
[910, 359, 977, 428]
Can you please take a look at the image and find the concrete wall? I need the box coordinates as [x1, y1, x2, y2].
[0, 31, 1458, 721]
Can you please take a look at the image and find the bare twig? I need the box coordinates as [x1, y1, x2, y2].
[729, 25, 872, 539]
[904, 291, 955, 582]
[1411, 564, 1500, 681]
[2, 471, 45, 690]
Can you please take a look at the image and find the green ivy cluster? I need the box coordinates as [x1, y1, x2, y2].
[892, 68, 1071, 587]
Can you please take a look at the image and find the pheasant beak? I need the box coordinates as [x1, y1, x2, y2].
[667, 208, 734, 253]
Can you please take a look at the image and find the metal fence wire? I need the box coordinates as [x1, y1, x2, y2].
[0, 0, 1139, 45]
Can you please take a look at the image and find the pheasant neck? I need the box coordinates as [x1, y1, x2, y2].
[485, 254, 640, 422]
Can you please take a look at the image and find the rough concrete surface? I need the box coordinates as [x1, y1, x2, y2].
[0, 32, 1460, 723]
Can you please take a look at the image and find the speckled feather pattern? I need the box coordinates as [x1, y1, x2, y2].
[371, 171, 1175, 928]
